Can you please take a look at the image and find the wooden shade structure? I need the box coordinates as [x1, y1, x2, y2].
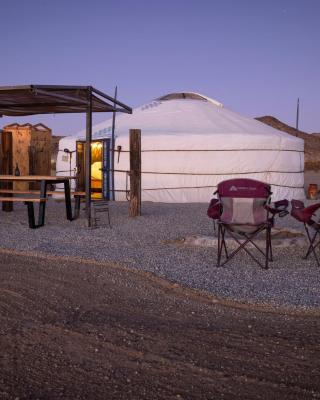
[0, 85, 132, 226]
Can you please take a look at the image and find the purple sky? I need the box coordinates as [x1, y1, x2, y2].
[1, 0, 319, 135]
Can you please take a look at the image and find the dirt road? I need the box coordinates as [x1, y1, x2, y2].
[0, 250, 319, 399]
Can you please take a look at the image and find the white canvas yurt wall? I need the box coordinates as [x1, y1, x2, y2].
[56, 92, 305, 202]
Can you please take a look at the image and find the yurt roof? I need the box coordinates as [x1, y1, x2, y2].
[69, 92, 303, 149]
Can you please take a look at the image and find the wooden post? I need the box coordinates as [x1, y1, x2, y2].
[129, 129, 141, 217]
[85, 87, 93, 226]
[1, 131, 13, 211]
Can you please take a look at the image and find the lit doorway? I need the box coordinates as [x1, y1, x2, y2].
[76, 139, 111, 200]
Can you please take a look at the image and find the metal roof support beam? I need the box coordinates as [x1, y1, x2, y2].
[31, 85, 89, 91]
[32, 88, 89, 106]
[92, 87, 132, 113]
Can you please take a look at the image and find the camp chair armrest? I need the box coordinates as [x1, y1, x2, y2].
[291, 199, 305, 209]
[274, 199, 289, 209]
[207, 198, 221, 219]
[291, 201, 320, 223]
[265, 199, 289, 217]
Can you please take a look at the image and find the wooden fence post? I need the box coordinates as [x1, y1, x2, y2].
[1, 131, 13, 212]
[129, 129, 141, 217]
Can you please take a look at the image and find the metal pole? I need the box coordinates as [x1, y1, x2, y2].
[111, 86, 117, 200]
[296, 97, 300, 131]
[85, 87, 92, 226]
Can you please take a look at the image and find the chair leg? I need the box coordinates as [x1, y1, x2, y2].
[220, 226, 267, 269]
[217, 224, 224, 267]
[221, 234, 263, 268]
[304, 224, 320, 267]
[217, 224, 221, 267]
[244, 226, 272, 262]
[304, 226, 320, 258]
[268, 227, 273, 262]
[222, 229, 228, 259]
[265, 226, 271, 270]
[212, 220, 216, 234]
[216, 223, 273, 270]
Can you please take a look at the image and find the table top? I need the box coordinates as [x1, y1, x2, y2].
[0, 175, 76, 181]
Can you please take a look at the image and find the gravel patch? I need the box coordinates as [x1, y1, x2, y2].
[0, 199, 319, 309]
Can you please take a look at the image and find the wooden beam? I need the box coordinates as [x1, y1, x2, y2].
[129, 129, 141, 217]
[1, 131, 13, 212]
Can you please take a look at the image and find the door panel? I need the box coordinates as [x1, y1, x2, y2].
[102, 139, 110, 200]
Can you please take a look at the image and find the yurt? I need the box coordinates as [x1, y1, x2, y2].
[56, 92, 304, 202]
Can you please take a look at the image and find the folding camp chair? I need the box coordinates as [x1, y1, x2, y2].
[207, 178, 288, 269]
[291, 199, 320, 267]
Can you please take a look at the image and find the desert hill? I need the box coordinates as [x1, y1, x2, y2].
[256, 116, 320, 170]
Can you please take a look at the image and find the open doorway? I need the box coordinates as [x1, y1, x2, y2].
[76, 139, 111, 200]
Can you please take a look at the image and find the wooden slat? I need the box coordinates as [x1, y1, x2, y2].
[0, 189, 85, 196]
[0, 189, 55, 195]
[0, 175, 75, 181]
[0, 197, 46, 202]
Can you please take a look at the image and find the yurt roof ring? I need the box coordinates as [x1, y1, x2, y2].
[157, 92, 223, 108]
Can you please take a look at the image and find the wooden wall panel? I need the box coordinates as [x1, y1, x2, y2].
[2, 123, 52, 190]
[30, 126, 51, 189]
[30, 127, 51, 176]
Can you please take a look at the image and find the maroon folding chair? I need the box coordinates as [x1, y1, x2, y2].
[207, 178, 288, 269]
[291, 199, 320, 267]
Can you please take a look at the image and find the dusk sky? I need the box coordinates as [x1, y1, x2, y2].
[1, 0, 319, 135]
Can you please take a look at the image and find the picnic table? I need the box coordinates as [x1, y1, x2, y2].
[0, 175, 76, 228]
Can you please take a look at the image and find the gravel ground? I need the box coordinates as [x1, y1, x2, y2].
[1, 252, 320, 400]
[0, 199, 319, 309]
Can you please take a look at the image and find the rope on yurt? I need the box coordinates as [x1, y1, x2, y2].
[109, 149, 304, 153]
[110, 168, 304, 175]
[142, 183, 305, 191]
[141, 149, 304, 153]
[109, 168, 305, 192]
[135, 170, 303, 175]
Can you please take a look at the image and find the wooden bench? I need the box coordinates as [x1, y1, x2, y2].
[0, 175, 77, 227]
[0, 189, 85, 218]
[0, 189, 56, 195]
[0, 189, 86, 219]
[0, 197, 47, 229]
[0, 189, 85, 196]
